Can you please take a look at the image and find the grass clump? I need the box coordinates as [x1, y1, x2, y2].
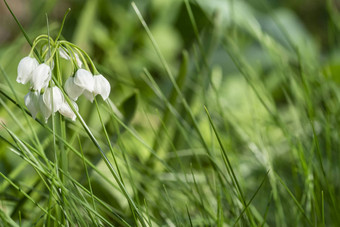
[0, 0, 339, 226]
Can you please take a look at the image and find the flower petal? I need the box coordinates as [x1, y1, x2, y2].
[74, 69, 94, 92]
[59, 100, 78, 121]
[42, 87, 64, 112]
[39, 95, 51, 122]
[31, 64, 52, 92]
[83, 90, 95, 102]
[17, 56, 39, 84]
[93, 74, 111, 100]
[64, 77, 84, 101]
[24, 91, 40, 119]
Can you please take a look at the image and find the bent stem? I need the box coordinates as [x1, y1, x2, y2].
[55, 8, 71, 42]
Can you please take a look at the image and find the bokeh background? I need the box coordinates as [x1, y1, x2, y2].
[1, 0, 340, 226]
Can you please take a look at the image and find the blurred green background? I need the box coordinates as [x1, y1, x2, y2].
[1, 0, 340, 226]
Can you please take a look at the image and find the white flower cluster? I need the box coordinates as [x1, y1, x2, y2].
[17, 36, 111, 122]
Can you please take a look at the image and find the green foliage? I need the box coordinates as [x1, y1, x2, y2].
[0, 0, 339, 226]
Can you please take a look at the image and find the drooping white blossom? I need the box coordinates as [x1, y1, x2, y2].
[65, 72, 111, 102]
[43, 86, 64, 112]
[17, 56, 39, 84]
[31, 63, 52, 92]
[93, 74, 111, 101]
[64, 77, 84, 101]
[64, 69, 95, 101]
[74, 69, 94, 92]
[59, 100, 78, 121]
[39, 86, 64, 122]
[24, 90, 40, 119]
[39, 96, 51, 122]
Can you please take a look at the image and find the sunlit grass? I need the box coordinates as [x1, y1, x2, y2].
[0, 0, 339, 226]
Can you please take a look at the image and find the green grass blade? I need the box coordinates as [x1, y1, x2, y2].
[276, 173, 313, 226]
[204, 106, 255, 225]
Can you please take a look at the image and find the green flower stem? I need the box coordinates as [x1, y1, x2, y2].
[53, 40, 68, 222]
[78, 136, 98, 220]
[94, 98, 124, 183]
[55, 8, 71, 42]
[60, 41, 98, 73]
[74, 48, 90, 71]
[45, 44, 59, 64]
[55, 47, 67, 182]
[64, 44, 82, 70]
[29, 36, 52, 57]
[55, 49, 62, 84]
[59, 41, 90, 70]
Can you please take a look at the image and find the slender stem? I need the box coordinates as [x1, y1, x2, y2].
[94, 98, 124, 183]
[60, 41, 98, 73]
[29, 36, 52, 57]
[78, 135, 97, 215]
[55, 8, 71, 42]
[45, 44, 59, 64]
[60, 44, 77, 71]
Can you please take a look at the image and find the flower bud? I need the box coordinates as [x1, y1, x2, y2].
[93, 74, 111, 100]
[39, 96, 51, 122]
[42, 86, 64, 113]
[59, 100, 78, 121]
[64, 77, 84, 101]
[31, 64, 52, 92]
[24, 91, 40, 119]
[17, 56, 39, 84]
[74, 69, 94, 92]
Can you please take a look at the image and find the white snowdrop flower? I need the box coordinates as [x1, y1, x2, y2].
[16, 56, 39, 84]
[43, 86, 64, 112]
[31, 63, 52, 92]
[64, 77, 84, 101]
[39, 96, 51, 122]
[24, 90, 40, 119]
[64, 69, 95, 101]
[39, 95, 52, 123]
[74, 69, 94, 92]
[39, 86, 64, 122]
[93, 74, 111, 101]
[59, 100, 78, 121]
[78, 74, 111, 102]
